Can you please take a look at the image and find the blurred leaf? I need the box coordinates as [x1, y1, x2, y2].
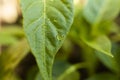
[69, 9, 90, 42]
[0, 71, 21, 80]
[1, 26, 24, 37]
[71, 15, 112, 58]
[0, 34, 17, 45]
[57, 62, 83, 80]
[95, 51, 119, 73]
[96, 21, 113, 35]
[0, 26, 24, 45]
[87, 73, 119, 80]
[21, 0, 74, 80]
[70, 3, 115, 77]
[112, 43, 120, 73]
[58, 71, 80, 80]
[81, 44, 98, 76]
[53, 61, 71, 80]
[83, 0, 120, 25]
[109, 23, 120, 42]
[34, 61, 71, 80]
[82, 36, 113, 57]
[34, 61, 81, 80]
[109, 23, 120, 34]
[0, 39, 30, 79]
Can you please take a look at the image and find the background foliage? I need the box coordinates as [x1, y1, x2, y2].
[0, 0, 120, 80]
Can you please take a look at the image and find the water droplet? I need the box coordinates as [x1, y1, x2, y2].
[56, 35, 64, 41]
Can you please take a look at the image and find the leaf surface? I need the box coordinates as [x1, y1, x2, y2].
[21, 0, 74, 80]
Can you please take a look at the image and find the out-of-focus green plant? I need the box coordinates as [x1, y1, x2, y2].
[0, 0, 120, 80]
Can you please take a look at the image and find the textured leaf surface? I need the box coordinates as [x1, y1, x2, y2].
[21, 0, 74, 80]
[83, 0, 120, 25]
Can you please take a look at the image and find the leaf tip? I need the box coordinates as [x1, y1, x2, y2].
[108, 53, 114, 58]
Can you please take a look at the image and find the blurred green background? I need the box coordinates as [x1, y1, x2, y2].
[0, 0, 120, 80]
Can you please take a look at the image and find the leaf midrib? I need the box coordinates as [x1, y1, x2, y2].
[43, 0, 49, 78]
[43, 0, 45, 60]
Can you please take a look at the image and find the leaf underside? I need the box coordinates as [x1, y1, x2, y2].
[21, 0, 74, 80]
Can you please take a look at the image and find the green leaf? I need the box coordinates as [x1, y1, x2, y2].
[53, 61, 71, 80]
[0, 34, 17, 45]
[83, 0, 120, 25]
[70, 3, 113, 59]
[0, 71, 21, 80]
[71, 13, 113, 57]
[34, 61, 81, 80]
[35, 73, 42, 80]
[0, 39, 30, 80]
[0, 26, 24, 45]
[21, 0, 74, 80]
[112, 43, 120, 73]
[82, 36, 113, 57]
[0, 25, 24, 37]
[30, 61, 71, 80]
[58, 71, 80, 80]
[95, 51, 119, 72]
[57, 62, 85, 80]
